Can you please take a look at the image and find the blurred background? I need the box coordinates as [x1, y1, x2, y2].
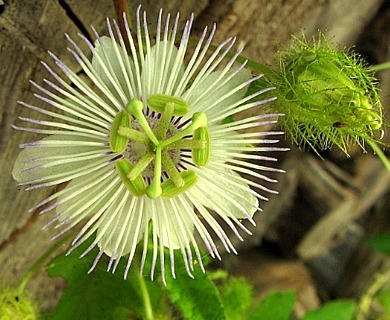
[0, 0, 389, 316]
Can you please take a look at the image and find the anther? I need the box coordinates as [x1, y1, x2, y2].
[148, 94, 189, 116]
[116, 159, 146, 196]
[168, 140, 206, 150]
[110, 112, 130, 153]
[161, 170, 198, 198]
[192, 126, 210, 166]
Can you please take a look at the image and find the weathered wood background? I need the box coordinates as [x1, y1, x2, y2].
[0, 0, 389, 314]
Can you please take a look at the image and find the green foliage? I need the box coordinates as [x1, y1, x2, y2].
[47, 238, 227, 320]
[45, 237, 361, 320]
[247, 291, 296, 320]
[165, 263, 226, 320]
[0, 287, 39, 320]
[366, 233, 390, 256]
[219, 277, 254, 320]
[301, 300, 356, 320]
[47, 241, 163, 320]
[378, 287, 390, 316]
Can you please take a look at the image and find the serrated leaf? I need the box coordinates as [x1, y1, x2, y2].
[220, 277, 253, 320]
[47, 239, 162, 320]
[165, 255, 226, 320]
[247, 291, 296, 320]
[301, 300, 356, 320]
[366, 233, 390, 256]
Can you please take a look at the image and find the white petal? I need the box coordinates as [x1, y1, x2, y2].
[92, 36, 133, 102]
[54, 168, 118, 224]
[184, 68, 252, 118]
[191, 166, 258, 219]
[97, 193, 147, 259]
[12, 135, 107, 183]
[151, 197, 194, 250]
[141, 41, 185, 97]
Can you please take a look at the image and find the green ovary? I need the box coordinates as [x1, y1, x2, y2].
[109, 96, 210, 199]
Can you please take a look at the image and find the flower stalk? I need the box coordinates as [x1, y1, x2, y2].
[18, 235, 71, 293]
[134, 259, 154, 320]
[113, 0, 131, 48]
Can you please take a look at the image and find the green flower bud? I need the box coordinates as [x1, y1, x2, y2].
[266, 34, 384, 155]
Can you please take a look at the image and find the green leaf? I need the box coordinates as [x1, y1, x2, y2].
[366, 233, 390, 256]
[47, 240, 163, 320]
[247, 291, 296, 320]
[301, 300, 356, 320]
[165, 255, 226, 320]
[220, 277, 253, 320]
[222, 115, 234, 124]
[111, 306, 133, 320]
[378, 287, 390, 316]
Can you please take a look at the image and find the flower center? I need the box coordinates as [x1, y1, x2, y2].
[109, 95, 210, 199]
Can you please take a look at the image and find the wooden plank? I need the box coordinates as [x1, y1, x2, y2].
[194, 0, 326, 64]
[0, 0, 90, 244]
[0, 0, 119, 311]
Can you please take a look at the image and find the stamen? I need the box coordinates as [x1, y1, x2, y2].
[169, 140, 206, 149]
[192, 126, 210, 166]
[161, 170, 198, 198]
[154, 101, 175, 140]
[117, 127, 149, 144]
[127, 153, 154, 181]
[111, 96, 209, 198]
[162, 149, 184, 187]
[125, 99, 159, 146]
[148, 94, 189, 116]
[116, 159, 146, 196]
[146, 146, 162, 199]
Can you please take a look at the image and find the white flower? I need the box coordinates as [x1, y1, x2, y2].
[13, 7, 286, 283]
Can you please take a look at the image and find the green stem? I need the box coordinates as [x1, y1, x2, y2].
[113, 0, 132, 50]
[17, 235, 71, 293]
[135, 261, 154, 320]
[367, 140, 390, 173]
[191, 38, 275, 75]
[369, 61, 390, 72]
[357, 268, 390, 320]
[237, 56, 275, 75]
